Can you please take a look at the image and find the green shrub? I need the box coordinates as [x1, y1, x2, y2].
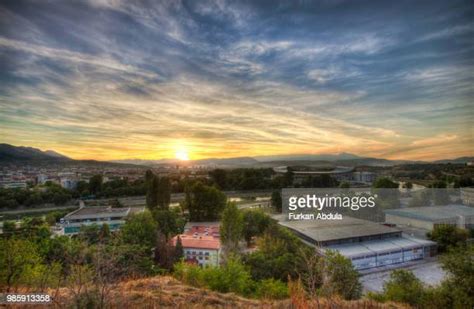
[255, 278, 288, 299]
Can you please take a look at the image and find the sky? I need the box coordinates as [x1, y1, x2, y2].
[0, 0, 473, 161]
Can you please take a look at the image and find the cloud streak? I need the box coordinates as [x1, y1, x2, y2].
[0, 0, 472, 161]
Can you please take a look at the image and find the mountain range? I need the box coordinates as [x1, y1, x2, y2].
[0, 143, 472, 167]
[0, 143, 71, 162]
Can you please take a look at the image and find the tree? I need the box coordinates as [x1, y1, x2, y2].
[154, 231, 175, 269]
[184, 182, 227, 221]
[99, 223, 110, 240]
[403, 182, 413, 189]
[145, 170, 158, 210]
[322, 250, 362, 300]
[78, 225, 101, 245]
[243, 225, 306, 282]
[174, 256, 254, 297]
[373, 178, 399, 188]
[242, 209, 273, 247]
[89, 175, 103, 195]
[174, 236, 184, 262]
[120, 210, 157, 249]
[271, 190, 282, 213]
[427, 224, 468, 252]
[145, 171, 171, 211]
[438, 245, 474, 308]
[2, 220, 16, 235]
[153, 209, 179, 240]
[0, 238, 43, 292]
[372, 177, 400, 209]
[284, 168, 294, 187]
[220, 202, 243, 254]
[157, 176, 171, 210]
[379, 269, 426, 306]
[297, 247, 323, 298]
[209, 169, 227, 190]
[75, 180, 89, 196]
[339, 181, 350, 189]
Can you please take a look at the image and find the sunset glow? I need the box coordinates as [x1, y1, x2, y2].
[175, 149, 190, 161]
[0, 1, 472, 161]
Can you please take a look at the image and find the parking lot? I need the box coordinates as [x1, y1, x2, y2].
[360, 259, 446, 293]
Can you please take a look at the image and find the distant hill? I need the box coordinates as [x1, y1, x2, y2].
[191, 156, 259, 167]
[0, 144, 146, 168]
[3, 143, 470, 168]
[0, 143, 71, 162]
[114, 156, 259, 167]
[434, 156, 474, 164]
[253, 152, 362, 162]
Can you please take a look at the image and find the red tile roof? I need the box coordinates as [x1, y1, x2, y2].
[184, 225, 220, 237]
[172, 234, 221, 250]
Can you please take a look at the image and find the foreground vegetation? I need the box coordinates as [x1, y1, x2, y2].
[1, 169, 473, 308]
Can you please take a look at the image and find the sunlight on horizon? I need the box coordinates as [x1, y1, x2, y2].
[175, 145, 190, 161]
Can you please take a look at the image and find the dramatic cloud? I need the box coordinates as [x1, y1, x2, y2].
[0, 0, 472, 161]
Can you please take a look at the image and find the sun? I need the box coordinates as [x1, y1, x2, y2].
[175, 149, 189, 161]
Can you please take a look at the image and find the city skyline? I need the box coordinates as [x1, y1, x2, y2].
[0, 0, 473, 161]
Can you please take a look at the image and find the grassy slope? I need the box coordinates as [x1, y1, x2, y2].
[47, 276, 409, 308]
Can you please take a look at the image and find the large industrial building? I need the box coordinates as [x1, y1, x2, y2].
[61, 206, 131, 235]
[276, 215, 436, 270]
[273, 166, 355, 184]
[273, 165, 378, 185]
[385, 205, 474, 231]
[461, 187, 474, 206]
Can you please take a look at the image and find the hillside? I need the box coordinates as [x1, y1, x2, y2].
[0, 144, 146, 168]
[0, 143, 71, 162]
[48, 276, 408, 308]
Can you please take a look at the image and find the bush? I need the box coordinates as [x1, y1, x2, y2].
[374, 269, 425, 306]
[173, 258, 287, 299]
[255, 278, 288, 299]
[427, 225, 468, 252]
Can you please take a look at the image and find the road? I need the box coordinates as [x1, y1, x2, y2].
[0, 190, 273, 216]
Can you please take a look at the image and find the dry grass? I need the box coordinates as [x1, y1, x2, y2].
[2, 276, 410, 308]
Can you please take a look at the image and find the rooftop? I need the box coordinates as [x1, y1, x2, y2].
[184, 221, 220, 229]
[385, 205, 474, 222]
[64, 206, 130, 219]
[275, 215, 400, 243]
[172, 235, 221, 250]
[326, 236, 436, 258]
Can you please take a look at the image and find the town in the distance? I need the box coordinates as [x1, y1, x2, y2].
[0, 142, 473, 307]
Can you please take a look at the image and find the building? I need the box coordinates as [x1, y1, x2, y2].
[171, 222, 221, 267]
[60, 177, 78, 190]
[0, 181, 27, 189]
[325, 236, 436, 270]
[352, 171, 376, 184]
[385, 205, 474, 231]
[61, 206, 131, 235]
[277, 215, 402, 246]
[274, 166, 354, 185]
[275, 215, 436, 270]
[461, 187, 474, 206]
[37, 174, 49, 185]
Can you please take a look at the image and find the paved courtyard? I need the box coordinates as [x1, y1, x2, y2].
[360, 259, 446, 293]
